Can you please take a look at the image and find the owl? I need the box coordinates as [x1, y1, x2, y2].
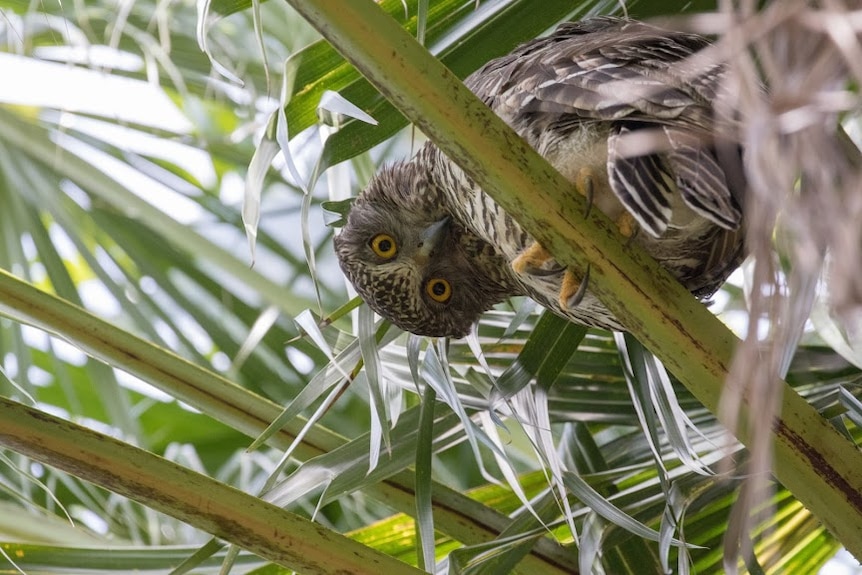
[334, 17, 745, 338]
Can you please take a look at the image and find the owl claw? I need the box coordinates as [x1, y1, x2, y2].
[560, 264, 590, 309]
[576, 166, 640, 240]
[511, 242, 564, 276]
[576, 167, 596, 219]
[616, 212, 638, 241]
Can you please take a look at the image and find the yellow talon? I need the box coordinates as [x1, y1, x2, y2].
[513, 242, 591, 311]
[560, 264, 591, 310]
[616, 211, 638, 239]
[559, 269, 581, 310]
[511, 242, 554, 275]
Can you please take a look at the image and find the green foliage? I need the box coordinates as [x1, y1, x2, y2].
[0, 0, 858, 574]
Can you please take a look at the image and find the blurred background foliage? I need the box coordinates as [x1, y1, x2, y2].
[0, 0, 859, 573]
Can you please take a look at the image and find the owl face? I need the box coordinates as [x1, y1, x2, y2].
[334, 163, 520, 338]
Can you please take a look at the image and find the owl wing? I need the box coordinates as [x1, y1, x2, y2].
[465, 17, 742, 237]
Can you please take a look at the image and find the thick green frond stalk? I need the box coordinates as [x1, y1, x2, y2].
[0, 396, 422, 575]
[0, 268, 572, 572]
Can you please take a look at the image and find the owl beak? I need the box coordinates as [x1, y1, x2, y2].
[414, 217, 450, 265]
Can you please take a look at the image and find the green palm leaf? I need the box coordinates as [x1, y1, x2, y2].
[0, 0, 859, 574]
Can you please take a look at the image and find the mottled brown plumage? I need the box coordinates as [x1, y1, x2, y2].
[335, 17, 746, 337]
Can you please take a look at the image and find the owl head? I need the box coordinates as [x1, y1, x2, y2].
[334, 162, 520, 338]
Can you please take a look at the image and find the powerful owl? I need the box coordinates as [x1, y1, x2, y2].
[335, 17, 745, 338]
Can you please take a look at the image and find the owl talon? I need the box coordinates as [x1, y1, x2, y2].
[576, 167, 596, 218]
[616, 212, 638, 240]
[560, 264, 591, 309]
[512, 242, 564, 276]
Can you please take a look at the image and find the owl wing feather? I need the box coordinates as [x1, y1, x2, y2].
[606, 125, 676, 236]
[464, 17, 742, 237]
[662, 127, 742, 230]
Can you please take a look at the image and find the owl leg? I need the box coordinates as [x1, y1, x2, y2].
[511, 242, 563, 276]
[512, 243, 589, 309]
[616, 212, 638, 240]
[559, 265, 590, 309]
[515, 169, 636, 310]
[558, 168, 639, 308]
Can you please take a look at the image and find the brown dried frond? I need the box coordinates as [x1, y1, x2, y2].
[708, 0, 862, 570]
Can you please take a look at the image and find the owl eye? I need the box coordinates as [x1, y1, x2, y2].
[370, 234, 397, 259]
[425, 278, 452, 303]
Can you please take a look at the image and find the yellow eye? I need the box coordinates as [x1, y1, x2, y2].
[425, 278, 452, 303]
[370, 234, 397, 259]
